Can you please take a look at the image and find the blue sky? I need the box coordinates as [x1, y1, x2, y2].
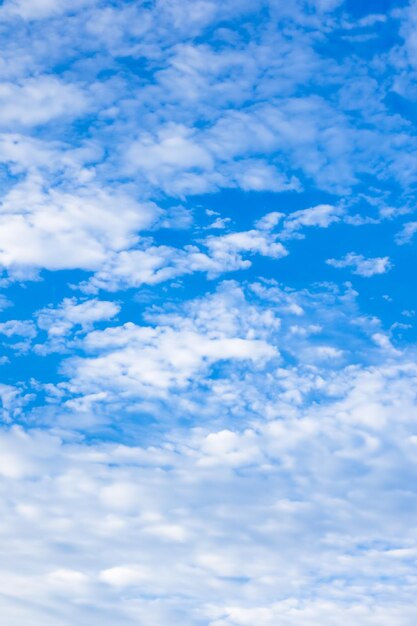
[1, 0, 417, 624]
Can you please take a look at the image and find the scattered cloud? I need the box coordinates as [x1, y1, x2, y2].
[326, 253, 392, 277]
[0, 0, 416, 624]
[395, 221, 417, 245]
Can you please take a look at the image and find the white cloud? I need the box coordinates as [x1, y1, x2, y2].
[67, 322, 276, 396]
[57, 283, 283, 403]
[45, 280, 395, 425]
[126, 124, 214, 183]
[311, 345, 343, 359]
[1, 358, 417, 623]
[0, 176, 158, 273]
[125, 124, 299, 196]
[326, 253, 392, 277]
[255, 212, 285, 231]
[224, 160, 300, 192]
[395, 221, 417, 245]
[83, 225, 288, 292]
[282, 204, 343, 237]
[1, 0, 91, 20]
[99, 565, 149, 588]
[372, 332, 401, 355]
[36, 298, 120, 338]
[0, 3, 416, 625]
[0, 76, 88, 127]
[0, 320, 36, 338]
[203, 229, 288, 271]
[83, 246, 188, 292]
[0, 384, 31, 421]
[197, 428, 262, 467]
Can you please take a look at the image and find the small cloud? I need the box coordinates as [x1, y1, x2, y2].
[207, 217, 231, 230]
[395, 221, 417, 245]
[255, 212, 284, 231]
[282, 204, 343, 239]
[0, 320, 37, 338]
[326, 253, 392, 277]
[372, 332, 401, 354]
[314, 345, 343, 359]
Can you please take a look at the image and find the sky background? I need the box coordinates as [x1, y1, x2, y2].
[1, 0, 417, 624]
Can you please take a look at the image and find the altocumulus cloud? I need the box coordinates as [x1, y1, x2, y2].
[0, 1, 417, 625]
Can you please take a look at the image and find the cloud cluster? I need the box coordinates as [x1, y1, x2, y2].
[0, 0, 417, 624]
[2, 353, 417, 624]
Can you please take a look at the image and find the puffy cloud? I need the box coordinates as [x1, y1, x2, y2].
[0, 384, 32, 421]
[41, 280, 394, 424]
[282, 204, 343, 237]
[326, 253, 392, 277]
[1, 357, 417, 623]
[202, 229, 288, 272]
[36, 298, 120, 338]
[255, 212, 285, 231]
[0, 319, 37, 353]
[125, 125, 299, 196]
[66, 321, 276, 396]
[82, 246, 188, 292]
[127, 124, 214, 179]
[48, 283, 284, 410]
[83, 224, 289, 292]
[0, 2, 415, 625]
[0, 320, 36, 338]
[0, 76, 88, 127]
[0, 176, 158, 273]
